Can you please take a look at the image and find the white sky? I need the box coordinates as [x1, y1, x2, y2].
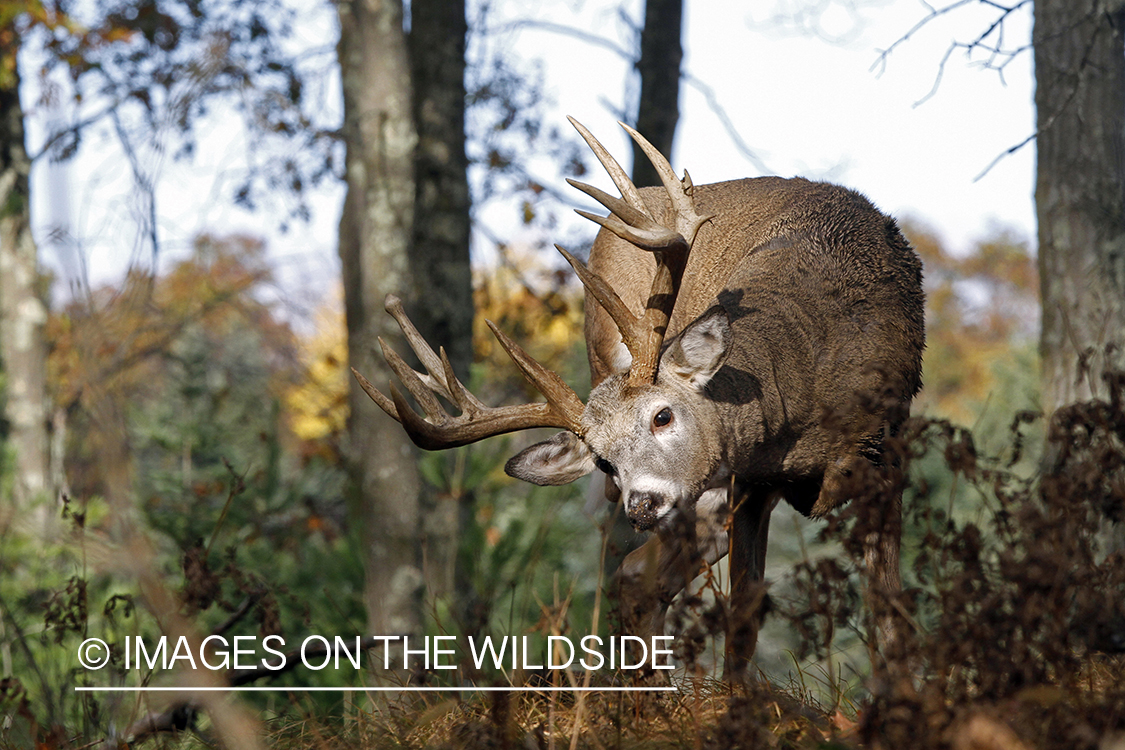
[517, 0, 1035, 251]
[29, 0, 1037, 305]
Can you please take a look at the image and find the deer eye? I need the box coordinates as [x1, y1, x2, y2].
[652, 407, 673, 429]
[594, 457, 615, 476]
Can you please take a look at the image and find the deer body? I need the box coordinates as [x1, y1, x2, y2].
[354, 120, 924, 677]
[576, 178, 923, 667]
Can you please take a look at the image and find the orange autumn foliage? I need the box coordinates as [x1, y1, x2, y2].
[284, 289, 347, 446]
[48, 234, 298, 500]
[472, 246, 588, 402]
[906, 222, 1040, 425]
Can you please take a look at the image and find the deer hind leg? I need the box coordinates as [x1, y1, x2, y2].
[613, 488, 731, 640]
[724, 486, 779, 681]
[862, 488, 904, 669]
[817, 453, 905, 667]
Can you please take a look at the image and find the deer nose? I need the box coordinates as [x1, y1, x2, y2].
[627, 491, 662, 531]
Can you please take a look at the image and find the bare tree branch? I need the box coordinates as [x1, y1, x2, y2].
[972, 5, 1104, 182]
[488, 19, 633, 61]
[878, 0, 1032, 88]
[683, 73, 773, 175]
[878, 0, 1039, 176]
[972, 131, 1036, 181]
[754, 0, 874, 46]
[872, 0, 975, 76]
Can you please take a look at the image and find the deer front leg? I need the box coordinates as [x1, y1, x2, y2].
[613, 488, 731, 639]
[724, 487, 779, 681]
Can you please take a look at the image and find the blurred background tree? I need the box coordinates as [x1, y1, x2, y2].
[909, 222, 1039, 437]
[1, 2, 55, 534]
[1, 0, 336, 541]
[334, 0, 427, 682]
[875, 0, 1125, 548]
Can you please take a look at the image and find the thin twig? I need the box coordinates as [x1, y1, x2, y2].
[876, 0, 1039, 177]
[683, 73, 772, 175]
[488, 19, 633, 61]
[871, 0, 974, 76]
[117, 635, 403, 747]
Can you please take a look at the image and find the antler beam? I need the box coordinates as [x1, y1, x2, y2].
[352, 295, 586, 451]
[560, 117, 713, 384]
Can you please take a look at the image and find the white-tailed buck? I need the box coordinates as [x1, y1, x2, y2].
[353, 118, 924, 676]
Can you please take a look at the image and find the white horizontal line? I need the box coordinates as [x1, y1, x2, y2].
[75, 686, 675, 693]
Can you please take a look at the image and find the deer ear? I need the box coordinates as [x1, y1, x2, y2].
[662, 307, 732, 389]
[505, 431, 595, 486]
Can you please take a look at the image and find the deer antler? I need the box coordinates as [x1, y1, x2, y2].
[351, 295, 586, 450]
[354, 120, 705, 447]
[560, 117, 713, 384]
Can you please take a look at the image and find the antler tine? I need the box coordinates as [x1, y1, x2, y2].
[567, 115, 646, 211]
[554, 244, 642, 349]
[567, 118, 688, 253]
[352, 296, 587, 450]
[566, 180, 651, 228]
[379, 337, 447, 420]
[386, 382, 577, 451]
[351, 366, 399, 420]
[438, 345, 487, 416]
[383, 294, 454, 401]
[618, 122, 714, 248]
[565, 118, 715, 385]
[567, 182, 683, 251]
[485, 320, 586, 433]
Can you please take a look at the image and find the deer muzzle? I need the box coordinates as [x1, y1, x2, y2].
[626, 490, 665, 531]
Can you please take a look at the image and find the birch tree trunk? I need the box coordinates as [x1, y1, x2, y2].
[336, 0, 423, 670]
[0, 59, 51, 533]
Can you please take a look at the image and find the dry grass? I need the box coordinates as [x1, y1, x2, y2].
[259, 677, 850, 750]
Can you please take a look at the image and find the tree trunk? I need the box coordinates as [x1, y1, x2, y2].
[1034, 0, 1125, 411]
[0, 57, 52, 534]
[336, 0, 423, 675]
[406, 0, 475, 621]
[631, 0, 683, 188]
[1035, 0, 1125, 553]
